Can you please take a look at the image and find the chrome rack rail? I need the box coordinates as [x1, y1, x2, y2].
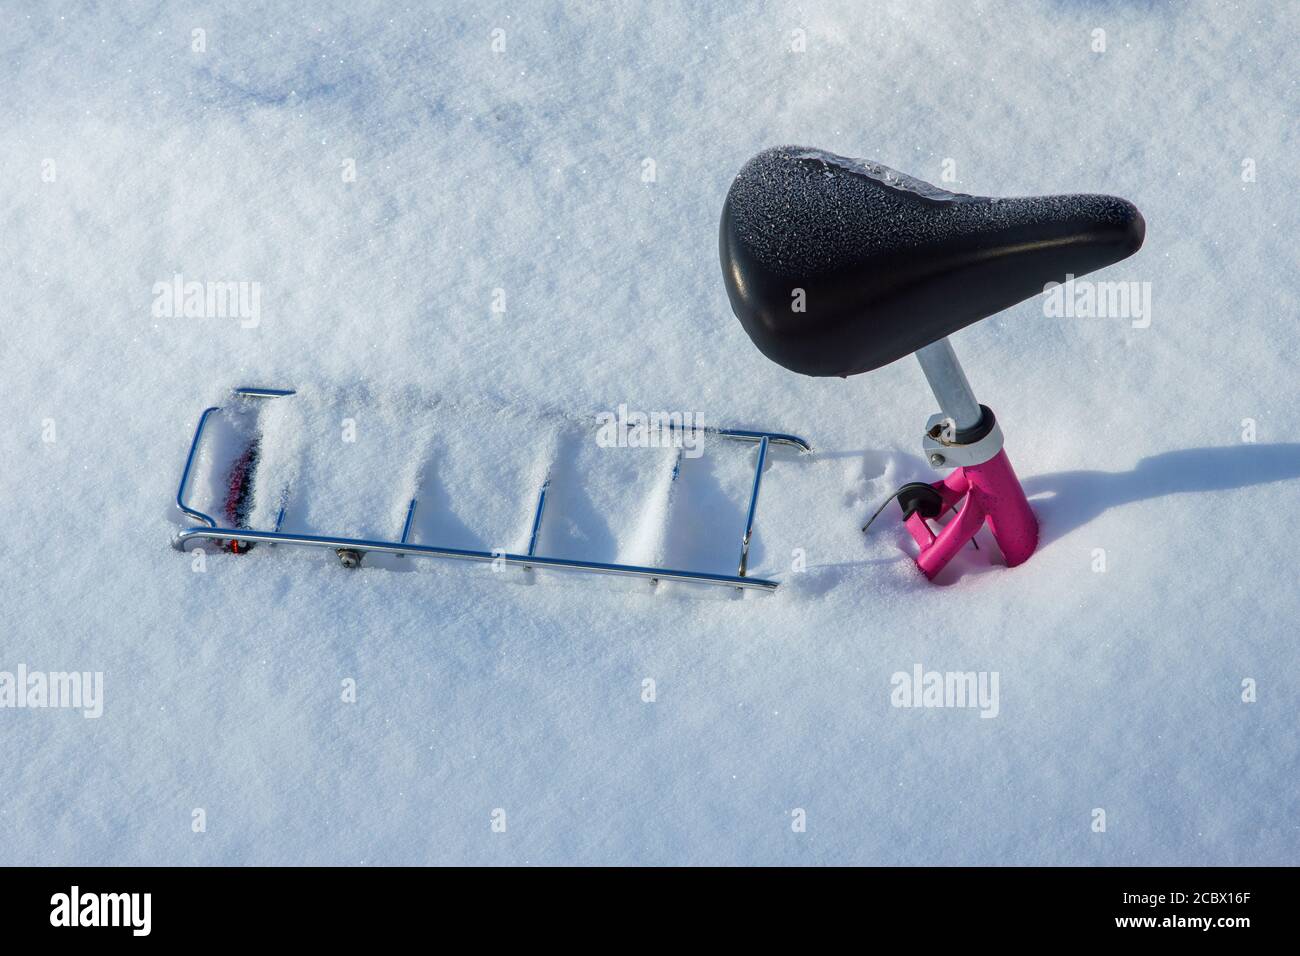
[172, 388, 811, 592]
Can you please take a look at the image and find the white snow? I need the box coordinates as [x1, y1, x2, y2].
[1, 1, 1296, 864]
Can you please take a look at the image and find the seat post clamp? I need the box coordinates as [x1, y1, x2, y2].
[922, 404, 1004, 469]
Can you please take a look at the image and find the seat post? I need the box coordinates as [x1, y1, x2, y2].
[905, 336, 1038, 579]
[914, 338, 981, 430]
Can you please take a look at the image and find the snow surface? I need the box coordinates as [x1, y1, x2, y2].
[1, 1, 1297, 865]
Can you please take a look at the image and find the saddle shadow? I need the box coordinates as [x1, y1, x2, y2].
[1023, 444, 1300, 548]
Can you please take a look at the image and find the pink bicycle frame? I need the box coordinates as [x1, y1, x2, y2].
[904, 446, 1038, 578]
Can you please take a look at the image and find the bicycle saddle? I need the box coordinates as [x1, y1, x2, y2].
[720, 146, 1145, 377]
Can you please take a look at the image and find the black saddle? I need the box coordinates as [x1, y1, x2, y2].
[719, 146, 1145, 377]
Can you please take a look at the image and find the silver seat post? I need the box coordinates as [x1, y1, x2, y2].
[915, 338, 982, 430]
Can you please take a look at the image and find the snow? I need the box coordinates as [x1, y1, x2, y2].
[2, 1, 1297, 865]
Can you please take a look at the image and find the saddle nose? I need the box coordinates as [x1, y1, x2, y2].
[720, 146, 1145, 377]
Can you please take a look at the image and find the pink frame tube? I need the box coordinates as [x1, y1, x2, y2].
[904, 449, 1038, 579]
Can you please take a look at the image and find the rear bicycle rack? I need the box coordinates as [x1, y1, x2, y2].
[172, 388, 811, 592]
